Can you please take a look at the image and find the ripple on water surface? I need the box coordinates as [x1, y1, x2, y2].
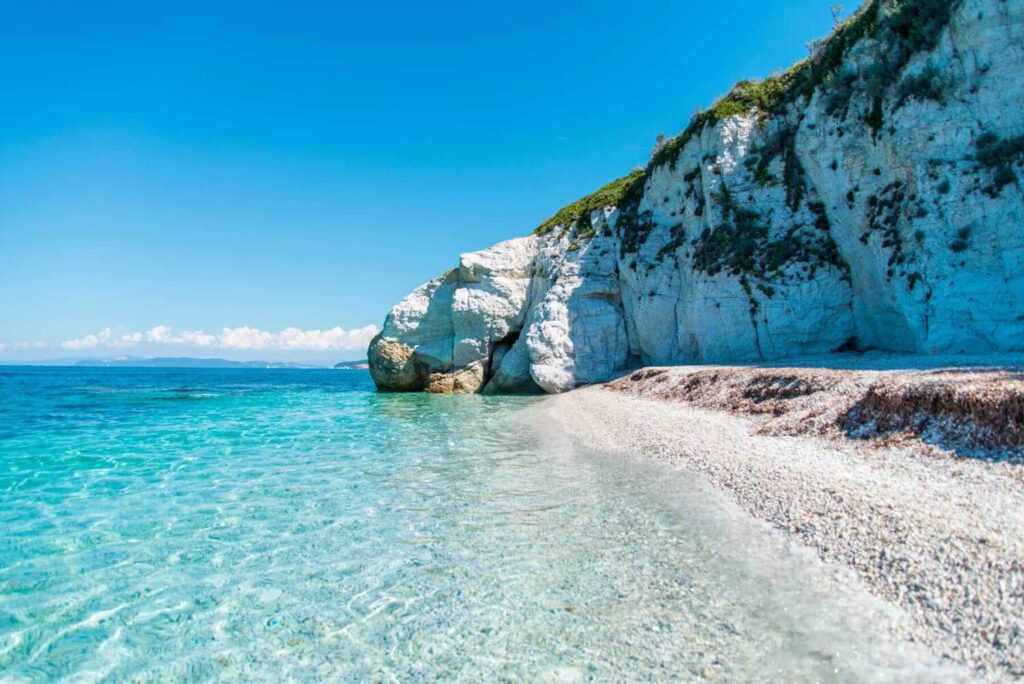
[0, 367, 965, 682]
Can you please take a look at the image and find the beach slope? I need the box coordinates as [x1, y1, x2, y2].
[546, 359, 1024, 679]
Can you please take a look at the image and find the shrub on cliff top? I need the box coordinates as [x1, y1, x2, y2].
[649, 0, 964, 172]
[649, 2, 881, 171]
[546, 0, 967, 259]
[649, 63, 813, 172]
[534, 169, 646, 237]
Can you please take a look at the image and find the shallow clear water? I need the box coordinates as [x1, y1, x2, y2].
[0, 367, 959, 682]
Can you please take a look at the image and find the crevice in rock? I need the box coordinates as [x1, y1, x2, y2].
[483, 330, 522, 388]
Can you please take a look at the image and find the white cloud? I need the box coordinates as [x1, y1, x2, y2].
[219, 326, 278, 350]
[62, 328, 141, 350]
[60, 324, 379, 354]
[145, 325, 174, 343]
[274, 325, 380, 351]
[143, 325, 215, 347]
[218, 325, 379, 351]
[178, 330, 216, 347]
[62, 328, 112, 350]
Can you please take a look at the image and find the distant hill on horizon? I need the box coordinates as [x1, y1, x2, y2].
[0, 356, 379, 369]
[334, 360, 369, 370]
[0, 358, 331, 368]
[66, 357, 328, 369]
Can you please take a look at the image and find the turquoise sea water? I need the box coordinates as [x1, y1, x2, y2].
[0, 367, 959, 682]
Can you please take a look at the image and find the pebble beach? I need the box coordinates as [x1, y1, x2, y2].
[546, 364, 1024, 681]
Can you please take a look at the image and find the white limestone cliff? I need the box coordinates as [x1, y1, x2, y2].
[370, 0, 1024, 394]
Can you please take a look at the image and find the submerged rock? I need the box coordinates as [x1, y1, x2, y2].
[371, 0, 1024, 394]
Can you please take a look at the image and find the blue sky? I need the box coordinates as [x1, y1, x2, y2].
[0, 0, 841, 362]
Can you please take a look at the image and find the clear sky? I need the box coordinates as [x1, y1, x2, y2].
[0, 0, 842, 363]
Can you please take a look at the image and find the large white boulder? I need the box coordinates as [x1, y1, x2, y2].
[369, 237, 540, 392]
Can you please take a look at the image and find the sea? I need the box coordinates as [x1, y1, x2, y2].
[0, 366, 962, 682]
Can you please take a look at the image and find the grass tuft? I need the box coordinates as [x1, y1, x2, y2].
[534, 169, 646, 237]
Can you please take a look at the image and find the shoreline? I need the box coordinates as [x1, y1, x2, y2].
[544, 362, 1024, 680]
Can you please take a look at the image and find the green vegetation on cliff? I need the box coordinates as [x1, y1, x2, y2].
[530, 0, 968, 289]
[534, 169, 645, 237]
[975, 133, 1024, 196]
[652, 0, 961, 172]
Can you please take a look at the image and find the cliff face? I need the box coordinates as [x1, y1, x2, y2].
[370, 0, 1024, 394]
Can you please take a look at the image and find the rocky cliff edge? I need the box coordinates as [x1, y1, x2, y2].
[370, 0, 1024, 394]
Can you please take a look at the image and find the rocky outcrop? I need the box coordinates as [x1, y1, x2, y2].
[370, 0, 1024, 394]
[369, 237, 542, 393]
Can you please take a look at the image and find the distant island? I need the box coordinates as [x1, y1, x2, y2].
[73, 357, 326, 369]
[333, 360, 369, 370]
[1, 356, 374, 369]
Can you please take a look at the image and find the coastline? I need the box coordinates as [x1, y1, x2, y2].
[544, 359, 1024, 680]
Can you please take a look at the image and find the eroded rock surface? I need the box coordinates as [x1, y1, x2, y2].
[371, 0, 1024, 393]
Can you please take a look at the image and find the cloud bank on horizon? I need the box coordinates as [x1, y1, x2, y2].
[57, 324, 379, 354]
